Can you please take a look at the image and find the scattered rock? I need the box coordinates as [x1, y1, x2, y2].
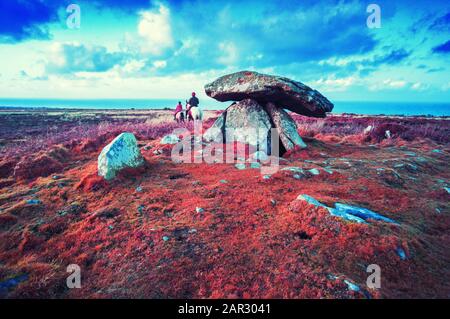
[344, 279, 360, 292]
[308, 168, 320, 175]
[363, 125, 373, 134]
[98, 132, 145, 180]
[404, 151, 417, 157]
[396, 247, 407, 260]
[250, 162, 261, 169]
[334, 203, 398, 224]
[297, 194, 329, 208]
[0, 274, 28, 296]
[281, 167, 304, 174]
[26, 199, 42, 205]
[137, 205, 145, 214]
[297, 195, 368, 224]
[377, 168, 404, 187]
[57, 202, 85, 216]
[160, 134, 180, 145]
[251, 151, 269, 162]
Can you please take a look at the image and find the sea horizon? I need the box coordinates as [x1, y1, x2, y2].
[0, 98, 449, 116]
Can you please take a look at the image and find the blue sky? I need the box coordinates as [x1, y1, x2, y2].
[0, 0, 449, 103]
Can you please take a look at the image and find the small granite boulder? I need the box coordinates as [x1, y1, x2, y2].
[160, 134, 180, 145]
[98, 132, 144, 180]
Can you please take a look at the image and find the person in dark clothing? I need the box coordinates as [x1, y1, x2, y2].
[188, 92, 199, 107]
[186, 92, 199, 119]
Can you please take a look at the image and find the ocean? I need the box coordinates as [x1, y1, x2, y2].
[0, 98, 449, 116]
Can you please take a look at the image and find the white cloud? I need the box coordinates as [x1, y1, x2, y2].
[138, 4, 173, 55]
[152, 60, 167, 69]
[411, 82, 429, 91]
[217, 41, 238, 65]
[383, 79, 407, 88]
[174, 38, 201, 58]
[122, 59, 146, 74]
[313, 76, 357, 92]
[21, 61, 46, 79]
[441, 82, 450, 91]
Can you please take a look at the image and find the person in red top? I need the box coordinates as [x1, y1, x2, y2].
[174, 101, 184, 122]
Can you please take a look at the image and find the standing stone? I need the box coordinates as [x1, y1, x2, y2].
[265, 102, 306, 150]
[98, 132, 144, 180]
[204, 99, 272, 150]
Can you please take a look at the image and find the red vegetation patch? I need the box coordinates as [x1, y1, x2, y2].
[76, 173, 108, 192]
[0, 214, 18, 231]
[73, 132, 118, 154]
[0, 159, 17, 178]
[13, 145, 70, 180]
[3, 200, 45, 219]
[0, 110, 449, 299]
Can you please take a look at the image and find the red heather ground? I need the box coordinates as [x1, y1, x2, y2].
[0, 109, 449, 298]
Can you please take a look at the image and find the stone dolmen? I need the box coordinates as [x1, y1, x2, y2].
[203, 71, 334, 155]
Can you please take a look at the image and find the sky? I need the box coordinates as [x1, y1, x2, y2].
[0, 0, 449, 103]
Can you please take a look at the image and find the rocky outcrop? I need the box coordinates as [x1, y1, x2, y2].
[204, 70, 333, 117]
[98, 132, 144, 180]
[297, 194, 398, 224]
